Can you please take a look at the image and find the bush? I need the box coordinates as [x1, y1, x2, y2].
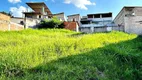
[38, 17, 64, 29]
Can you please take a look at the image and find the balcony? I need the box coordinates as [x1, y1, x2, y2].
[88, 17, 112, 21]
[81, 24, 105, 27]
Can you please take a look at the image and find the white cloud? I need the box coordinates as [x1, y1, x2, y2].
[64, 0, 96, 10]
[10, 6, 26, 17]
[8, 0, 21, 3]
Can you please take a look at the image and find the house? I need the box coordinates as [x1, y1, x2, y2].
[80, 12, 113, 33]
[53, 12, 67, 21]
[64, 20, 79, 32]
[23, 2, 52, 28]
[114, 6, 142, 35]
[24, 2, 52, 19]
[67, 14, 81, 25]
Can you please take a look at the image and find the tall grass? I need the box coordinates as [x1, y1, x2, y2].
[0, 29, 141, 80]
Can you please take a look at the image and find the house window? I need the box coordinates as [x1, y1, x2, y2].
[27, 16, 32, 18]
[39, 15, 41, 18]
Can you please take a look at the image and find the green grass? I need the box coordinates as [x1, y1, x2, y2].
[0, 29, 141, 80]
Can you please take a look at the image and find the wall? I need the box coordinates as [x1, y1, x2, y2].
[80, 27, 110, 33]
[0, 21, 24, 31]
[135, 7, 142, 16]
[11, 18, 24, 24]
[0, 13, 24, 31]
[112, 26, 124, 31]
[0, 20, 9, 31]
[10, 22, 24, 30]
[0, 13, 10, 21]
[94, 27, 107, 32]
[125, 16, 142, 35]
[68, 15, 81, 24]
[114, 8, 125, 28]
[124, 7, 142, 35]
[25, 18, 40, 29]
[114, 7, 142, 35]
[53, 13, 66, 21]
[80, 27, 91, 33]
[64, 21, 79, 32]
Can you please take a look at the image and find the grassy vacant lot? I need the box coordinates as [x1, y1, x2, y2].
[0, 29, 141, 80]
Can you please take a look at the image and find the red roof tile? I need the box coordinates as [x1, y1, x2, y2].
[64, 21, 78, 31]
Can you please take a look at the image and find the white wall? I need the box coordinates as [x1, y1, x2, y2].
[125, 16, 142, 35]
[25, 18, 40, 29]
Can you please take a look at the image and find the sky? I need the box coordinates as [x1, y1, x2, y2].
[1, 0, 142, 18]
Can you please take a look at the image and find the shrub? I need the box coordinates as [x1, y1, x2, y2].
[38, 17, 64, 29]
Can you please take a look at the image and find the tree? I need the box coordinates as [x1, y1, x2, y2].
[38, 17, 64, 29]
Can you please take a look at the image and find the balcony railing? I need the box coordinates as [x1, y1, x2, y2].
[81, 24, 105, 27]
[88, 17, 112, 21]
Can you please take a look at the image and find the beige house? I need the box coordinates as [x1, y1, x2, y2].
[67, 14, 81, 24]
[24, 2, 52, 19]
[23, 2, 52, 28]
[114, 6, 142, 35]
[53, 12, 67, 21]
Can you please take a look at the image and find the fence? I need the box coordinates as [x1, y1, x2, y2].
[112, 26, 124, 32]
[80, 26, 113, 33]
[0, 20, 24, 31]
[0, 13, 24, 31]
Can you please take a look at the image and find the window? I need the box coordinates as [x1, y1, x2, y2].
[88, 15, 93, 18]
[27, 16, 32, 18]
[39, 15, 41, 18]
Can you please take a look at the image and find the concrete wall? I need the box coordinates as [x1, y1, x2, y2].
[0, 20, 9, 31]
[76, 23, 79, 32]
[0, 13, 10, 31]
[0, 13, 10, 21]
[0, 21, 24, 31]
[68, 14, 81, 24]
[80, 27, 91, 33]
[112, 26, 124, 31]
[11, 18, 24, 24]
[124, 7, 142, 35]
[80, 27, 110, 33]
[25, 18, 40, 29]
[114, 7, 142, 35]
[10, 22, 24, 31]
[0, 13, 24, 31]
[53, 13, 66, 21]
[125, 16, 142, 35]
[133, 7, 142, 16]
[94, 27, 107, 32]
[114, 8, 125, 27]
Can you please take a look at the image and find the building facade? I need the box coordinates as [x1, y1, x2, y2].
[80, 13, 113, 33]
[53, 12, 67, 21]
[67, 14, 81, 24]
[23, 2, 52, 28]
[114, 6, 142, 35]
